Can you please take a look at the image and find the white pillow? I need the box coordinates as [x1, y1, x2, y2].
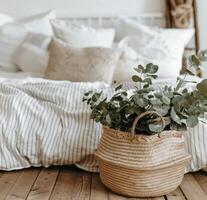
[114, 17, 155, 43]
[45, 39, 120, 84]
[0, 13, 13, 26]
[19, 10, 56, 36]
[0, 23, 28, 72]
[0, 10, 55, 72]
[14, 33, 51, 73]
[51, 19, 115, 48]
[113, 18, 194, 79]
[112, 40, 139, 84]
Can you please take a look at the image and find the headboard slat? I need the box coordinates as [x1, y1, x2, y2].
[60, 12, 166, 28]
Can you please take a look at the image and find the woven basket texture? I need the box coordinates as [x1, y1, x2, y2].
[95, 125, 191, 197]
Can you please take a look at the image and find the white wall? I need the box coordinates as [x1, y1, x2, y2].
[0, 0, 165, 18]
[197, 0, 207, 76]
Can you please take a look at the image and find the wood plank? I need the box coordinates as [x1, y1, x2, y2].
[0, 170, 22, 200]
[108, 190, 165, 200]
[194, 171, 207, 195]
[85, 172, 166, 200]
[180, 174, 207, 200]
[90, 173, 108, 200]
[166, 187, 186, 200]
[0, 171, 4, 178]
[27, 167, 59, 200]
[108, 191, 134, 200]
[49, 167, 91, 200]
[5, 168, 40, 200]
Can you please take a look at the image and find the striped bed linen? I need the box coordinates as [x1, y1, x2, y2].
[0, 77, 206, 173]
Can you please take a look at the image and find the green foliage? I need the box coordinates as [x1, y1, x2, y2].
[83, 51, 207, 135]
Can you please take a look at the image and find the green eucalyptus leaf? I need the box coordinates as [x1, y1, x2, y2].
[147, 74, 158, 79]
[121, 91, 128, 96]
[197, 79, 207, 98]
[134, 68, 142, 73]
[189, 55, 201, 67]
[153, 105, 170, 116]
[145, 63, 159, 74]
[132, 75, 142, 82]
[181, 119, 187, 125]
[182, 88, 188, 94]
[135, 97, 149, 108]
[143, 78, 152, 85]
[91, 92, 102, 101]
[171, 108, 182, 125]
[175, 78, 184, 91]
[199, 50, 207, 62]
[115, 84, 123, 91]
[163, 90, 174, 98]
[105, 114, 111, 125]
[151, 99, 162, 105]
[149, 124, 164, 133]
[154, 93, 162, 98]
[186, 116, 199, 127]
[162, 95, 171, 105]
[84, 91, 93, 96]
[138, 64, 144, 70]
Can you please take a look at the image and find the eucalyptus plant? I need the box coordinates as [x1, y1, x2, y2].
[83, 50, 207, 135]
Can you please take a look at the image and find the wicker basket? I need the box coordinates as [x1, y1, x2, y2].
[95, 111, 191, 197]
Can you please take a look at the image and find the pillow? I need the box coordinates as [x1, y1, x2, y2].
[113, 18, 194, 79]
[51, 19, 115, 48]
[45, 39, 120, 84]
[0, 23, 28, 72]
[19, 10, 56, 36]
[14, 33, 51, 73]
[0, 10, 55, 72]
[112, 40, 139, 84]
[0, 13, 13, 26]
[114, 17, 155, 43]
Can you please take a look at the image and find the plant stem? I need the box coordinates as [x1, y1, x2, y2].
[175, 73, 187, 92]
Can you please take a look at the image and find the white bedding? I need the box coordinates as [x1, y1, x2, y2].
[0, 69, 43, 79]
[0, 76, 206, 173]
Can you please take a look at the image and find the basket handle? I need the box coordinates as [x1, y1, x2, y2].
[131, 111, 166, 136]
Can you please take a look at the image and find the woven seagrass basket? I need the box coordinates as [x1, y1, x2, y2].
[95, 111, 191, 197]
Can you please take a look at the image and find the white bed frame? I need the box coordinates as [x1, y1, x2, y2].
[61, 12, 166, 28]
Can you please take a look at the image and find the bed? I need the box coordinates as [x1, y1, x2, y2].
[0, 0, 206, 173]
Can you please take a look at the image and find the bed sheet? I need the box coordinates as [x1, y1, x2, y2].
[0, 70, 44, 80]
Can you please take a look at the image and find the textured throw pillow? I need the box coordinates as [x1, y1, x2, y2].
[14, 33, 51, 73]
[113, 18, 194, 79]
[0, 10, 55, 72]
[51, 19, 115, 48]
[45, 39, 120, 84]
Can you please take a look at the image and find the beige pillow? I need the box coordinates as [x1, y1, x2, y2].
[45, 39, 120, 84]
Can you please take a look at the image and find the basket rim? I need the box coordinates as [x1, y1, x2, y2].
[95, 153, 191, 170]
[102, 125, 185, 143]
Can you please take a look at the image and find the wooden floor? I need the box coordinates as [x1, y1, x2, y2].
[0, 166, 207, 200]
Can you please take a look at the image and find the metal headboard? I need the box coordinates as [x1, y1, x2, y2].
[60, 12, 166, 28]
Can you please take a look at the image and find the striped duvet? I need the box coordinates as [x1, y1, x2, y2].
[0, 78, 206, 173]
